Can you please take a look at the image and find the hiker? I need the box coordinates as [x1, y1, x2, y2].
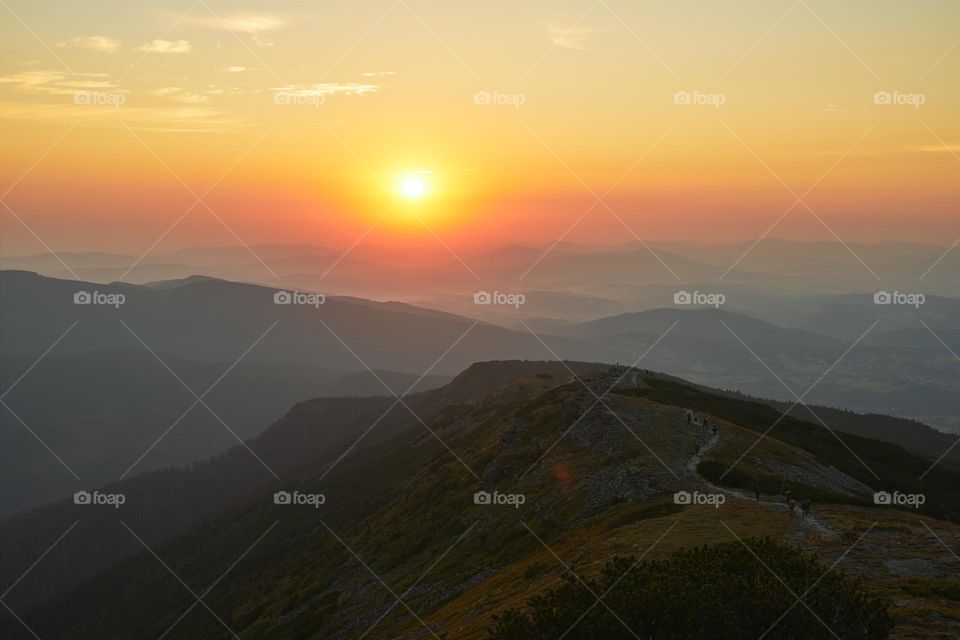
[784, 489, 792, 505]
[711, 424, 718, 436]
[801, 499, 811, 518]
[684, 409, 693, 425]
[703, 417, 711, 433]
[788, 499, 798, 516]
[753, 484, 761, 502]
[694, 444, 701, 456]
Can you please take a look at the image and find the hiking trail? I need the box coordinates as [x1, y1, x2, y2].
[686, 426, 840, 538]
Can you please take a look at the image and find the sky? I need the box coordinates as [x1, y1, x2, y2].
[1, 0, 959, 256]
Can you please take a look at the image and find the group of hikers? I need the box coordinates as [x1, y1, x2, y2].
[683, 408, 813, 519]
[757, 484, 811, 518]
[683, 409, 718, 436]
[784, 489, 812, 518]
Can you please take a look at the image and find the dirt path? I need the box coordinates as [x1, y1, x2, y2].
[687, 429, 840, 538]
[685, 433, 719, 473]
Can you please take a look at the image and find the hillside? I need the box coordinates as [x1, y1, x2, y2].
[0, 349, 450, 517]
[544, 307, 960, 435]
[0, 271, 616, 373]
[2, 361, 958, 639]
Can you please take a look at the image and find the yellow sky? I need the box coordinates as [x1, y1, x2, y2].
[1, 0, 958, 253]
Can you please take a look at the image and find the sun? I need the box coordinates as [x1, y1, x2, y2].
[397, 171, 430, 200]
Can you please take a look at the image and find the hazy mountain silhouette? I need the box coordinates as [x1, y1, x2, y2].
[0, 271, 616, 371]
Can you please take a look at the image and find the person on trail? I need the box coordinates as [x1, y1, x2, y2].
[788, 499, 798, 516]
[684, 409, 693, 425]
[694, 444, 701, 456]
[711, 424, 718, 436]
[703, 418, 711, 433]
[801, 499, 811, 518]
[753, 484, 761, 502]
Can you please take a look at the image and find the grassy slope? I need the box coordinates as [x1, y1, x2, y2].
[5, 367, 959, 639]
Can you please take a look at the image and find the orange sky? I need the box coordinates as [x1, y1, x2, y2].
[1, 0, 958, 255]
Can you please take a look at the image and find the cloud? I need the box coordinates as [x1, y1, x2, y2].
[546, 24, 596, 50]
[150, 87, 183, 96]
[186, 12, 285, 48]
[274, 82, 380, 97]
[361, 71, 396, 78]
[0, 101, 248, 132]
[224, 65, 247, 73]
[57, 36, 121, 54]
[909, 143, 960, 154]
[186, 12, 285, 35]
[150, 86, 208, 103]
[173, 93, 208, 104]
[137, 39, 191, 54]
[0, 70, 69, 88]
[0, 70, 117, 95]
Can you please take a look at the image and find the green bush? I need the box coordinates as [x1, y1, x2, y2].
[489, 538, 892, 640]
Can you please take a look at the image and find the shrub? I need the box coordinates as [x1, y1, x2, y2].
[488, 538, 892, 639]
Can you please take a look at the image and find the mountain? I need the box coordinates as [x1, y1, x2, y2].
[2, 361, 958, 639]
[0, 271, 617, 371]
[795, 295, 960, 345]
[642, 238, 960, 287]
[541, 307, 960, 435]
[563, 307, 838, 350]
[0, 349, 343, 517]
[319, 369, 451, 398]
[5, 239, 957, 304]
[0, 347, 451, 517]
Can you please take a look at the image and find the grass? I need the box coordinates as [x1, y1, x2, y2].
[621, 379, 960, 522]
[696, 459, 869, 506]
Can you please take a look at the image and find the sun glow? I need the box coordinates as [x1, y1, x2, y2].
[398, 172, 430, 200]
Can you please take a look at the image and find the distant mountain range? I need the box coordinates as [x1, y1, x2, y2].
[2, 269, 956, 522]
[3, 238, 956, 301]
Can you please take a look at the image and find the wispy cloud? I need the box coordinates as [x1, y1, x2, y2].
[57, 36, 121, 54]
[0, 70, 117, 95]
[150, 86, 208, 103]
[187, 12, 285, 48]
[274, 82, 380, 97]
[0, 101, 247, 132]
[546, 24, 596, 50]
[224, 65, 247, 73]
[190, 12, 285, 34]
[909, 143, 960, 154]
[361, 71, 396, 78]
[137, 39, 191, 54]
